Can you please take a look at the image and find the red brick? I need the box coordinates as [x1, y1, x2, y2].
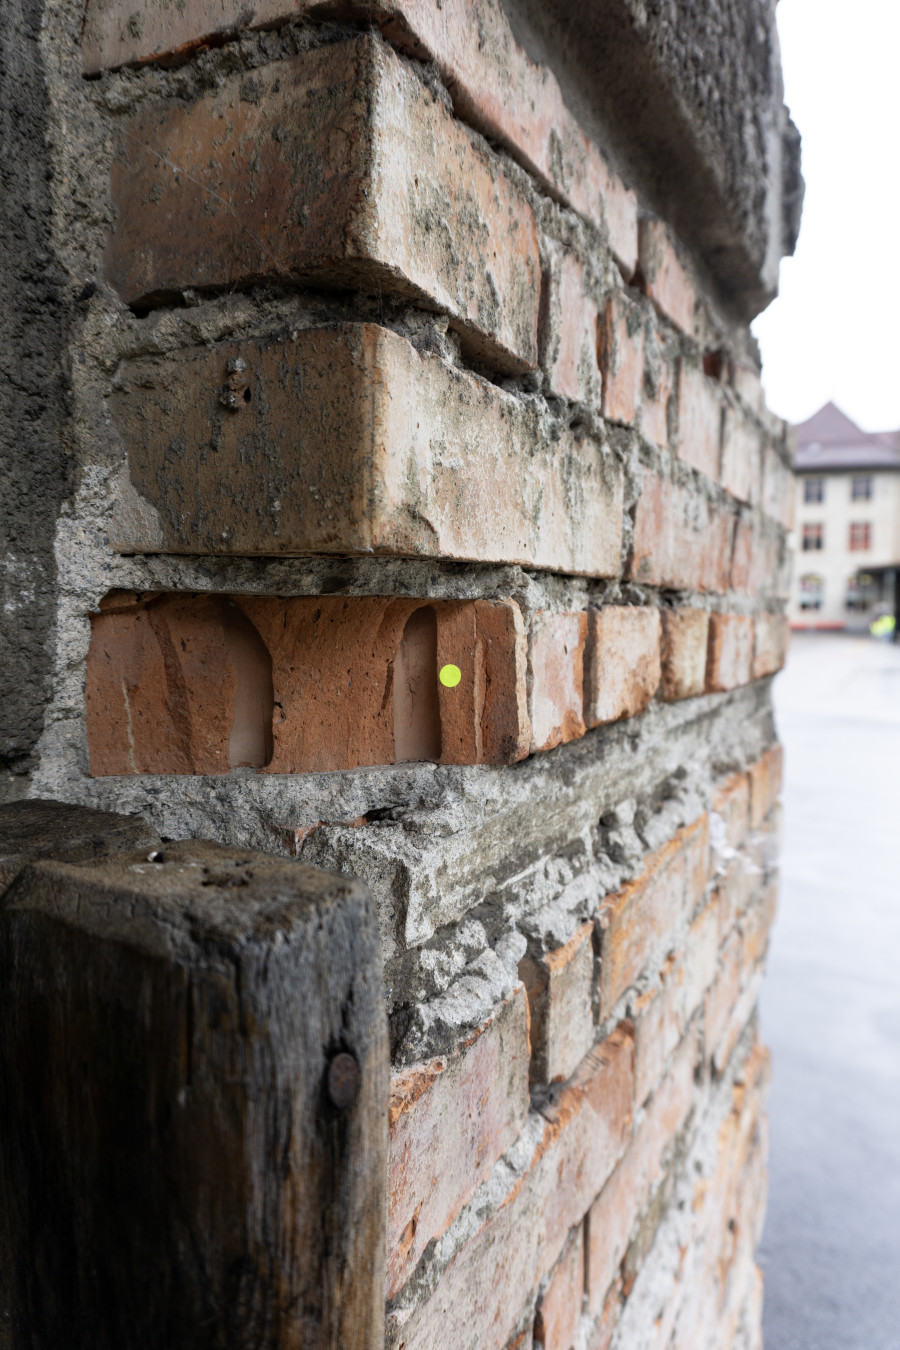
[84, 0, 640, 276]
[584, 606, 661, 728]
[748, 745, 783, 829]
[629, 470, 734, 593]
[595, 829, 696, 1019]
[678, 363, 722, 482]
[660, 608, 710, 701]
[762, 445, 795, 529]
[519, 922, 596, 1086]
[752, 613, 790, 679]
[86, 592, 531, 775]
[108, 324, 623, 574]
[585, 1281, 622, 1350]
[705, 615, 754, 693]
[529, 612, 588, 754]
[585, 1027, 697, 1313]
[733, 364, 765, 418]
[682, 814, 711, 914]
[598, 292, 644, 426]
[542, 248, 602, 406]
[534, 1226, 584, 1350]
[81, 0, 298, 71]
[387, 987, 530, 1297]
[105, 36, 540, 373]
[391, 1024, 635, 1350]
[632, 891, 715, 1107]
[640, 319, 677, 452]
[638, 220, 696, 336]
[721, 406, 761, 505]
[712, 773, 751, 852]
[704, 890, 776, 1075]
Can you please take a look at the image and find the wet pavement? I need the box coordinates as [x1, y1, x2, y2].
[759, 633, 900, 1349]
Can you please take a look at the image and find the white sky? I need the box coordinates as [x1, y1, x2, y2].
[751, 0, 900, 433]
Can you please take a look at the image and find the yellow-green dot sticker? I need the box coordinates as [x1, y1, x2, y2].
[439, 663, 462, 688]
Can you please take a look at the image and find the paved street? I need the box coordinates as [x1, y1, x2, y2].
[760, 634, 900, 1349]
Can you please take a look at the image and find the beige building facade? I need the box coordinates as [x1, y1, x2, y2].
[792, 403, 900, 630]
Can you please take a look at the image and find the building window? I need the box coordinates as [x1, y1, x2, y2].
[849, 522, 871, 551]
[851, 476, 873, 501]
[804, 478, 825, 504]
[799, 574, 824, 611]
[802, 523, 824, 551]
[846, 572, 876, 612]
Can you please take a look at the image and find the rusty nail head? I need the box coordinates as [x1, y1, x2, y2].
[327, 1052, 360, 1110]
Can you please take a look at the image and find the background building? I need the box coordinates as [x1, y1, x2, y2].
[792, 402, 900, 630]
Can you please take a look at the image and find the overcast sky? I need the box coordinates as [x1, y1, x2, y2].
[751, 0, 900, 433]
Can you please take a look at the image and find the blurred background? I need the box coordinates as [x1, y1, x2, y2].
[751, 2, 900, 1346]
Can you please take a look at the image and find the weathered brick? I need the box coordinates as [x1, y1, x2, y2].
[640, 317, 677, 452]
[703, 891, 776, 1076]
[595, 829, 694, 1019]
[534, 1225, 584, 1350]
[390, 1024, 635, 1350]
[712, 772, 751, 853]
[761, 444, 794, 530]
[705, 614, 754, 693]
[105, 36, 540, 372]
[387, 987, 530, 1297]
[660, 608, 710, 701]
[682, 814, 711, 914]
[86, 592, 531, 775]
[529, 612, 588, 754]
[108, 323, 623, 573]
[541, 248, 602, 406]
[748, 744, 783, 829]
[81, 0, 297, 71]
[721, 405, 761, 505]
[584, 606, 661, 728]
[732, 364, 765, 418]
[585, 1027, 697, 1314]
[84, 0, 640, 276]
[632, 897, 716, 1106]
[629, 470, 734, 593]
[519, 922, 596, 1086]
[585, 1281, 622, 1350]
[598, 291, 644, 426]
[638, 220, 696, 336]
[678, 363, 722, 482]
[752, 612, 790, 680]
[714, 857, 753, 945]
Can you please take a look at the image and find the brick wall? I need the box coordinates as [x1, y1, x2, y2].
[6, 0, 799, 1344]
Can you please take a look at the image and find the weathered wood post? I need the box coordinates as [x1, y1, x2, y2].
[0, 838, 388, 1350]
